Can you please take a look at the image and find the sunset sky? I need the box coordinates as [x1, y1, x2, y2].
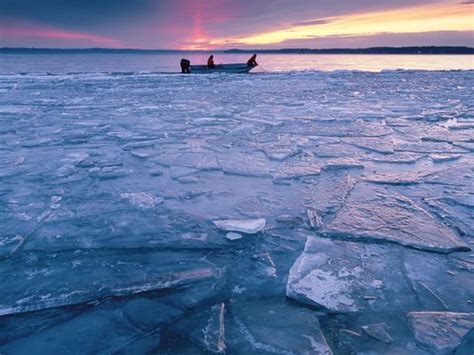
[1, 0, 473, 49]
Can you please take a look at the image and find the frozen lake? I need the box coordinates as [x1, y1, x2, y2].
[0, 67, 473, 353]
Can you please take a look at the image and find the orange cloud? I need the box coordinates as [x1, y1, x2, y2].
[210, 2, 474, 46]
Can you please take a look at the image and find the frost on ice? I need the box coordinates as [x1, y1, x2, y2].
[0, 70, 473, 353]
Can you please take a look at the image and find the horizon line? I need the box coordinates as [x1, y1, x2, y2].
[1, 45, 473, 52]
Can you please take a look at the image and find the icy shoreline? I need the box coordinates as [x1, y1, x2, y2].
[0, 70, 473, 353]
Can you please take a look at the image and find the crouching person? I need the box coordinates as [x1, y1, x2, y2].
[180, 58, 191, 73]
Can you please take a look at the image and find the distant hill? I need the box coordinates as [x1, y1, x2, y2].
[1, 46, 473, 55]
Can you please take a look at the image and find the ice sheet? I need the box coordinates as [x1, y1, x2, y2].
[0, 70, 472, 353]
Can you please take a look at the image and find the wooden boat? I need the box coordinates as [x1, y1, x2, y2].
[189, 63, 257, 74]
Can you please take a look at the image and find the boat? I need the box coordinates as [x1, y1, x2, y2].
[189, 63, 257, 74]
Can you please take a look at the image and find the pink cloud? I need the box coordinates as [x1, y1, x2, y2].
[0, 19, 122, 47]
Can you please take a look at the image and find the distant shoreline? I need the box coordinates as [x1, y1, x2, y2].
[1, 46, 473, 55]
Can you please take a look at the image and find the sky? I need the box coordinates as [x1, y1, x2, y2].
[0, 0, 473, 49]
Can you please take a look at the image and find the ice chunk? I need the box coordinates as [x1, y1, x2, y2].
[342, 137, 395, 154]
[273, 159, 321, 181]
[55, 164, 77, 178]
[286, 237, 415, 313]
[225, 124, 262, 137]
[170, 166, 198, 179]
[169, 300, 333, 354]
[423, 163, 473, 186]
[314, 144, 355, 158]
[307, 209, 323, 229]
[453, 141, 474, 152]
[395, 142, 467, 154]
[235, 195, 283, 218]
[226, 232, 242, 241]
[96, 167, 131, 180]
[120, 192, 163, 209]
[65, 152, 90, 164]
[178, 176, 198, 184]
[230, 301, 333, 354]
[213, 218, 266, 234]
[263, 147, 301, 161]
[287, 235, 474, 315]
[408, 312, 474, 354]
[168, 303, 227, 353]
[305, 171, 356, 217]
[219, 153, 271, 178]
[367, 152, 424, 164]
[130, 150, 150, 159]
[402, 248, 474, 310]
[431, 154, 462, 163]
[286, 119, 392, 137]
[364, 172, 423, 185]
[324, 183, 469, 253]
[423, 196, 474, 237]
[323, 159, 364, 171]
[155, 152, 220, 171]
[122, 140, 157, 151]
[362, 323, 393, 344]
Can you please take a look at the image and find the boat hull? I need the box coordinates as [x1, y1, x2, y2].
[189, 63, 256, 74]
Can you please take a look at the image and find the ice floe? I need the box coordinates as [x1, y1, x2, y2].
[408, 312, 474, 354]
[286, 237, 412, 312]
[324, 183, 469, 253]
[361, 323, 393, 344]
[213, 218, 266, 234]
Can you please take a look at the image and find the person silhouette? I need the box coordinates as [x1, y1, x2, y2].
[180, 58, 191, 73]
[207, 55, 216, 69]
[247, 54, 258, 67]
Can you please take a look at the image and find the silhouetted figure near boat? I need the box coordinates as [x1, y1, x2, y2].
[207, 55, 216, 68]
[180, 58, 191, 73]
[247, 54, 258, 67]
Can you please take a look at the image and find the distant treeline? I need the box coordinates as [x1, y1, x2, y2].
[1, 46, 473, 55]
[225, 47, 474, 55]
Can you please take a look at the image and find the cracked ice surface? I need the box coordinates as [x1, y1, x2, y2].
[323, 183, 469, 253]
[0, 70, 473, 353]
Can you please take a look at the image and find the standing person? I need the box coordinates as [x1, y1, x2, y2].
[180, 58, 191, 73]
[207, 55, 216, 68]
[247, 54, 258, 67]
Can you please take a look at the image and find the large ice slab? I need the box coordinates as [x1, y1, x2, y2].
[169, 300, 333, 354]
[286, 237, 415, 313]
[286, 237, 474, 313]
[324, 183, 469, 253]
[0, 308, 161, 354]
[0, 250, 219, 316]
[408, 312, 474, 354]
